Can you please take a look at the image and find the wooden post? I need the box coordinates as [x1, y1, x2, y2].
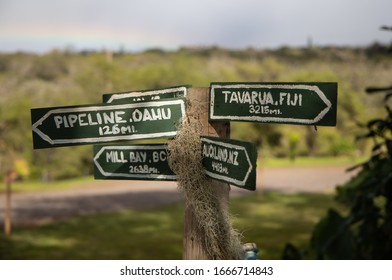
[183, 87, 230, 259]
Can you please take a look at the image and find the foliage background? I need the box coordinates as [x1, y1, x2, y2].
[1, 45, 391, 180]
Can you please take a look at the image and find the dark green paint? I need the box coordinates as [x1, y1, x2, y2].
[31, 99, 185, 149]
[209, 82, 337, 126]
[93, 137, 257, 190]
[103, 85, 190, 104]
[94, 144, 176, 181]
[201, 136, 257, 191]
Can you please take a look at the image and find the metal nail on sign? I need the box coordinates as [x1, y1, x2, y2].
[209, 82, 337, 126]
[31, 99, 186, 149]
[93, 144, 176, 181]
[201, 136, 257, 191]
[103, 85, 190, 104]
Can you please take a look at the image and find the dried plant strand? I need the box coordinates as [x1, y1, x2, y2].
[167, 98, 243, 260]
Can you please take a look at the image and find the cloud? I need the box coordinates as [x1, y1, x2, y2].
[0, 0, 391, 52]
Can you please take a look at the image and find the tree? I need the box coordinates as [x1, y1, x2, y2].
[304, 27, 392, 259]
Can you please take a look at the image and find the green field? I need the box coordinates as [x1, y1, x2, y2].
[0, 191, 341, 260]
[0, 176, 94, 193]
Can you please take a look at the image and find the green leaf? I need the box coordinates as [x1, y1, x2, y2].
[367, 119, 384, 129]
[387, 140, 392, 157]
[311, 209, 355, 259]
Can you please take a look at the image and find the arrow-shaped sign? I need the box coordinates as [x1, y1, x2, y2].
[103, 85, 189, 104]
[93, 137, 257, 190]
[209, 82, 337, 126]
[31, 99, 186, 149]
[201, 136, 257, 191]
[94, 144, 176, 180]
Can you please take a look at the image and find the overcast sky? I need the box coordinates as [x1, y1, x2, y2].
[0, 0, 391, 53]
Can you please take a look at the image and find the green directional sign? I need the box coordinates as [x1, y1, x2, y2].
[201, 136, 257, 191]
[31, 99, 186, 149]
[103, 85, 190, 104]
[209, 82, 337, 126]
[94, 144, 176, 180]
[93, 137, 257, 190]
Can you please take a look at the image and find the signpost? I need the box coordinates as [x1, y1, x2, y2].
[201, 137, 257, 191]
[209, 82, 337, 126]
[31, 99, 186, 149]
[93, 144, 176, 181]
[103, 85, 189, 104]
[30, 82, 338, 260]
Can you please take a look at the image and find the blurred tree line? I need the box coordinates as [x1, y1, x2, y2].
[0, 45, 391, 180]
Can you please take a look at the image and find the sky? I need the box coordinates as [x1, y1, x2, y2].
[0, 0, 391, 53]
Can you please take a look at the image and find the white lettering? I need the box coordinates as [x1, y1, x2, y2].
[229, 92, 239, 103]
[280, 92, 287, 105]
[54, 116, 63, 128]
[223, 91, 231, 103]
[266, 92, 274, 105]
[233, 151, 239, 166]
[251, 91, 258, 104]
[151, 108, 162, 120]
[129, 151, 147, 163]
[115, 111, 127, 123]
[68, 115, 78, 127]
[103, 112, 115, 124]
[203, 143, 239, 166]
[78, 113, 88, 126]
[243, 92, 251, 104]
[132, 109, 143, 122]
[143, 109, 153, 121]
[88, 114, 98, 125]
[106, 151, 115, 162]
[152, 151, 167, 162]
[161, 108, 171, 120]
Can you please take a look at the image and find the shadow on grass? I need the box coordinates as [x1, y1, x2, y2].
[1, 203, 184, 260]
[1, 192, 339, 260]
[230, 191, 340, 259]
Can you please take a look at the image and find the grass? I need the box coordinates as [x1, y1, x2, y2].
[0, 203, 184, 260]
[230, 192, 343, 259]
[0, 191, 341, 260]
[0, 176, 94, 193]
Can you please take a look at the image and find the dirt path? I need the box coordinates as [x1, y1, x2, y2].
[260, 165, 355, 193]
[0, 166, 356, 227]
